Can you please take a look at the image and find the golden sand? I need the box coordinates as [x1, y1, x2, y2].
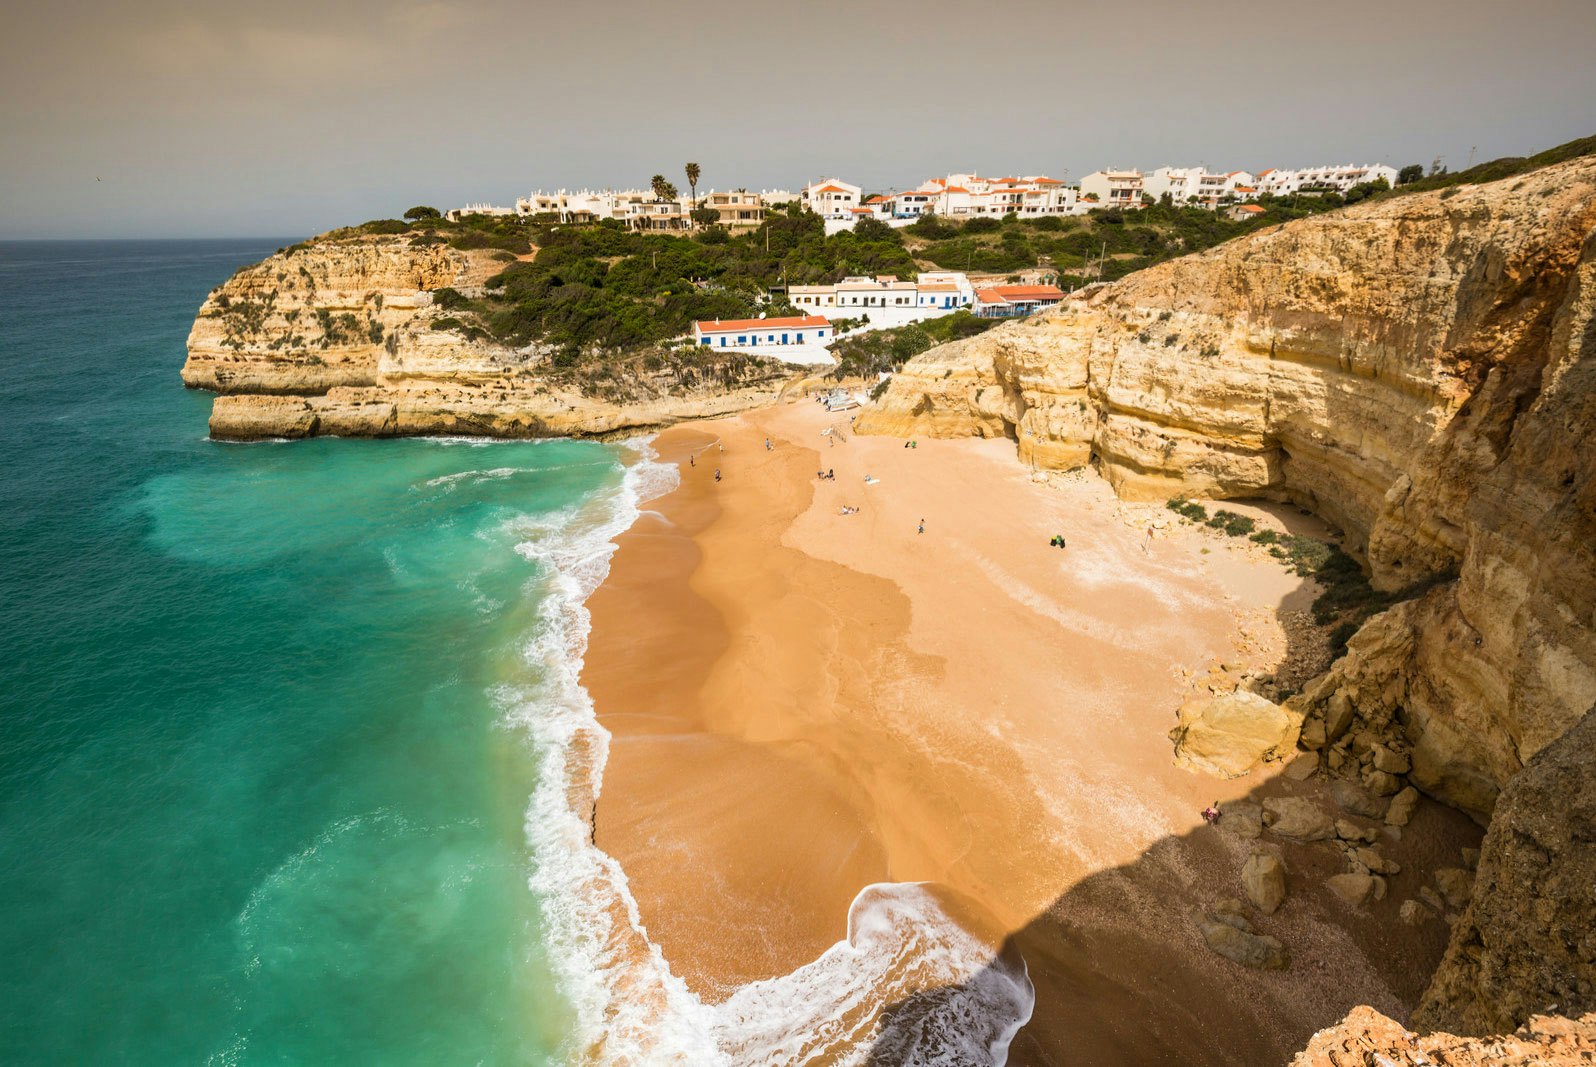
[581, 399, 1464, 1064]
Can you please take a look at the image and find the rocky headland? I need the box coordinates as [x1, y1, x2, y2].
[860, 156, 1596, 1056]
[180, 234, 799, 440]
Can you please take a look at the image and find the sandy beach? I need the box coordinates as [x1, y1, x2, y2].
[581, 399, 1477, 1064]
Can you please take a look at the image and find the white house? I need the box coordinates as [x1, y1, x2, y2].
[694, 315, 832, 348]
[1142, 167, 1237, 207]
[1078, 170, 1145, 209]
[446, 203, 517, 221]
[801, 178, 863, 218]
[1254, 164, 1400, 197]
[788, 272, 974, 326]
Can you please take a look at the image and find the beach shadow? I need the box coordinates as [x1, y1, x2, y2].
[862, 764, 1478, 1067]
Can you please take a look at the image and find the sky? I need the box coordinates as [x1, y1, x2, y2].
[2, 0, 1594, 239]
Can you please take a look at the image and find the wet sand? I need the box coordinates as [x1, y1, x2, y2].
[581, 400, 1474, 1064]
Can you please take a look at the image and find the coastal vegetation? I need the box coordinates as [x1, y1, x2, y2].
[827, 311, 996, 380]
[1166, 498, 1460, 657]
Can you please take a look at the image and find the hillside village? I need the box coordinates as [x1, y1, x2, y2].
[421, 159, 1408, 366]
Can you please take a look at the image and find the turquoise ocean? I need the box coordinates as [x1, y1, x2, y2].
[0, 240, 1035, 1066]
[0, 239, 651, 1063]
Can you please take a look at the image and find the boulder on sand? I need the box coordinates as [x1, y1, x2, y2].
[1242, 850, 1288, 914]
[1326, 872, 1377, 908]
[1332, 779, 1389, 819]
[1197, 913, 1291, 970]
[1385, 786, 1420, 826]
[1170, 690, 1302, 778]
[1264, 796, 1336, 841]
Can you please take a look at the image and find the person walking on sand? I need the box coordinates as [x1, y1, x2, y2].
[689, 454, 695, 467]
[765, 438, 772, 451]
[917, 519, 925, 535]
[714, 468, 721, 482]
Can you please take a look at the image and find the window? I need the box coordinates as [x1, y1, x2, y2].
[738, 336, 747, 344]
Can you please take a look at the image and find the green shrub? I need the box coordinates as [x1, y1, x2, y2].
[1166, 498, 1209, 522]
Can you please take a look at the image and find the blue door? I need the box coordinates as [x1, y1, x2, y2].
[782, 333, 789, 343]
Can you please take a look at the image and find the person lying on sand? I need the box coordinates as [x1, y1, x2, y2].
[1201, 803, 1222, 825]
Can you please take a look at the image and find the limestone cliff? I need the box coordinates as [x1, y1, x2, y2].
[1415, 704, 1596, 1035]
[1289, 1005, 1595, 1066]
[859, 160, 1596, 1052]
[181, 234, 797, 440]
[860, 158, 1596, 823]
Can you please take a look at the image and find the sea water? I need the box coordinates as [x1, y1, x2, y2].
[0, 240, 1033, 1066]
[0, 240, 620, 1062]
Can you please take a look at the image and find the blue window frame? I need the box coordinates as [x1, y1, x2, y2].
[738, 335, 747, 344]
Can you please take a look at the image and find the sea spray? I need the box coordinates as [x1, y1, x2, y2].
[506, 440, 1036, 1065]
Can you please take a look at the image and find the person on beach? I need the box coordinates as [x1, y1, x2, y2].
[714, 468, 721, 482]
[827, 468, 834, 480]
[1201, 802, 1222, 825]
[917, 519, 925, 535]
[689, 455, 695, 467]
[765, 438, 772, 451]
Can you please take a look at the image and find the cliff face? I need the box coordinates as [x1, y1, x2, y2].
[860, 159, 1596, 824]
[1415, 704, 1596, 1035]
[182, 234, 796, 439]
[860, 162, 1596, 1049]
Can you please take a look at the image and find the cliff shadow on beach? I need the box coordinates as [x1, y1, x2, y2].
[861, 758, 1483, 1067]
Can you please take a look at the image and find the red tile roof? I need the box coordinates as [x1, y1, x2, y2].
[976, 284, 1066, 303]
[1232, 204, 1265, 214]
[849, 207, 873, 213]
[812, 183, 851, 194]
[866, 195, 891, 204]
[696, 315, 832, 333]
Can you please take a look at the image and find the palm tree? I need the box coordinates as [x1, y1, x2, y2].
[650, 174, 678, 202]
[685, 162, 701, 209]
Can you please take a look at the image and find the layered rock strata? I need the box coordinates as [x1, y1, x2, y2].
[860, 159, 1596, 823]
[182, 235, 797, 440]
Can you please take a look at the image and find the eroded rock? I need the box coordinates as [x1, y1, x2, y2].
[1169, 690, 1302, 778]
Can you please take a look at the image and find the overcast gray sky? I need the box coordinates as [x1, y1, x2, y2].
[3, 0, 1593, 239]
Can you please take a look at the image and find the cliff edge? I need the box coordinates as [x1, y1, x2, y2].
[181, 234, 798, 440]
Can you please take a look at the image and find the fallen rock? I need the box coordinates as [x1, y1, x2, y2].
[1385, 786, 1420, 826]
[1332, 780, 1389, 819]
[1364, 769, 1404, 796]
[1170, 690, 1302, 778]
[1288, 1005, 1596, 1066]
[1335, 818, 1380, 844]
[1372, 745, 1411, 775]
[1326, 872, 1377, 908]
[1434, 867, 1475, 910]
[1299, 718, 1327, 751]
[1356, 847, 1401, 876]
[1197, 914, 1291, 970]
[1242, 851, 1288, 915]
[1264, 796, 1336, 841]
[1400, 899, 1433, 926]
[1282, 752, 1319, 781]
[1217, 800, 1263, 839]
[1324, 690, 1356, 743]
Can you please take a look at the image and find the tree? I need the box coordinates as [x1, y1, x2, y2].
[684, 162, 701, 208]
[1397, 164, 1424, 186]
[651, 174, 679, 202]
[404, 205, 442, 221]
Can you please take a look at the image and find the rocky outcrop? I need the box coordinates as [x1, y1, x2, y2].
[861, 159, 1596, 825]
[1168, 690, 1301, 778]
[181, 234, 798, 439]
[1416, 705, 1596, 1036]
[1290, 1005, 1596, 1066]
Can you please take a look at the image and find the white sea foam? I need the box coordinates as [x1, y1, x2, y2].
[500, 438, 1034, 1065]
